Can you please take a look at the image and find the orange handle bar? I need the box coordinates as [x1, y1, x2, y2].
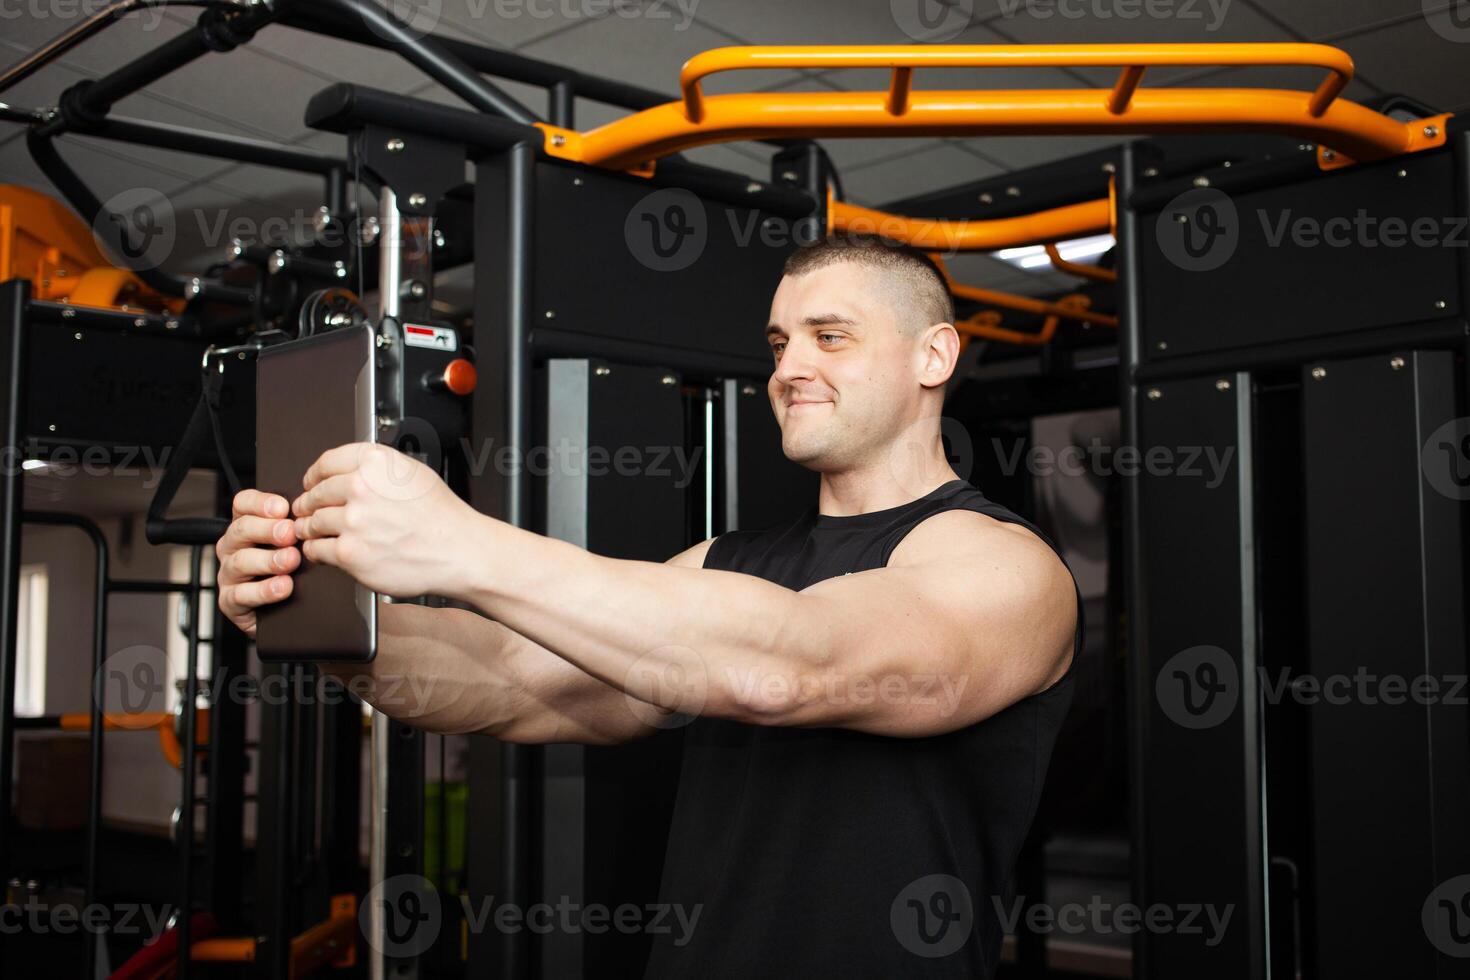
[680, 43, 1354, 124]
[931, 254, 1118, 329]
[956, 295, 1101, 348]
[57, 710, 208, 769]
[829, 198, 1110, 252]
[1045, 243, 1117, 283]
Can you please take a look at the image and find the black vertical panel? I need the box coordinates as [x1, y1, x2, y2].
[1136, 374, 1263, 978]
[582, 361, 689, 978]
[538, 359, 689, 979]
[1300, 351, 1470, 979]
[466, 148, 519, 979]
[530, 161, 788, 365]
[1137, 151, 1461, 359]
[0, 280, 28, 973]
[254, 664, 296, 978]
[206, 473, 249, 933]
[725, 378, 818, 533]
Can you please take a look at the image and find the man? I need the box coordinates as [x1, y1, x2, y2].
[216, 235, 1080, 976]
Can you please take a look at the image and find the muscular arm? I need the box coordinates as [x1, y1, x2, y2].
[324, 538, 715, 745]
[449, 511, 1076, 737]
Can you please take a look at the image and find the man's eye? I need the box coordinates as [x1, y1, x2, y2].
[771, 343, 786, 356]
[818, 333, 842, 344]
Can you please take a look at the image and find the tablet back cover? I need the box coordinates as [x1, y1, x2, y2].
[253, 326, 377, 662]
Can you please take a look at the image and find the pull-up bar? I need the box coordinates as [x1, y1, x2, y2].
[537, 43, 1450, 171]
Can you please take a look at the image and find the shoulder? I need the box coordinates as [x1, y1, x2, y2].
[889, 507, 1061, 572]
[666, 537, 716, 567]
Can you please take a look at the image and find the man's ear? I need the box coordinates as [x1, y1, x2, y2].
[919, 323, 961, 388]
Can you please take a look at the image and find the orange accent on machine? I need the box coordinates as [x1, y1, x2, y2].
[533, 43, 1450, 173]
[0, 183, 182, 314]
[56, 710, 209, 770]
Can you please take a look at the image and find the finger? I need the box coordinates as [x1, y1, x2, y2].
[232, 489, 290, 520]
[292, 472, 355, 518]
[302, 442, 375, 492]
[220, 515, 296, 559]
[301, 537, 340, 568]
[224, 545, 300, 583]
[295, 507, 346, 541]
[221, 574, 294, 619]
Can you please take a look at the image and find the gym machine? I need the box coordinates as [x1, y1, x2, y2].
[1, 4, 1467, 977]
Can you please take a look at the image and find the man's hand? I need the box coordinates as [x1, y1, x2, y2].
[290, 441, 478, 599]
[216, 489, 301, 637]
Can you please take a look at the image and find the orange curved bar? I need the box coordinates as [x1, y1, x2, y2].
[192, 894, 357, 969]
[931, 255, 1118, 329]
[678, 44, 1354, 123]
[956, 295, 1098, 347]
[829, 198, 1110, 253]
[542, 84, 1444, 173]
[58, 709, 208, 769]
[1045, 243, 1117, 283]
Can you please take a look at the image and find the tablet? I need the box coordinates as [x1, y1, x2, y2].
[253, 325, 377, 662]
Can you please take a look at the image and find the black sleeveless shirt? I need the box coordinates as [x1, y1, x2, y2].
[642, 479, 1081, 979]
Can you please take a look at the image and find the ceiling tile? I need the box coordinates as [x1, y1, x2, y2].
[429, 0, 673, 51]
[402, 75, 555, 120]
[246, 23, 436, 94]
[1334, 16, 1470, 110]
[987, 0, 1293, 86]
[679, 142, 774, 180]
[0, 8, 189, 67]
[517, 17, 772, 95]
[0, 130, 204, 198]
[1, 7, 194, 78]
[841, 141, 1000, 203]
[1253, 0, 1435, 40]
[989, 0, 1283, 44]
[0, 51, 265, 141]
[174, 161, 332, 211]
[691, 0, 1007, 45]
[957, 134, 1122, 171]
[104, 44, 338, 142]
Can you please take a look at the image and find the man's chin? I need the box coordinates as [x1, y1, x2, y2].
[782, 437, 838, 470]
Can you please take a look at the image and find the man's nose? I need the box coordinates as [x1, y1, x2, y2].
[773, 337, 818, 386]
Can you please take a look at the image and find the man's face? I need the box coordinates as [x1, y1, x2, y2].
[765, 262, 926, 472]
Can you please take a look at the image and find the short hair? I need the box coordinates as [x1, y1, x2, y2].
[782, 235, 955, 335]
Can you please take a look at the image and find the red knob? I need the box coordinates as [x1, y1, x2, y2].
[438, 358, 476, 396]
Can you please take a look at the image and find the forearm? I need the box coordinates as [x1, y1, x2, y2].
[324, 599, 663, 744]
[453, 522, 823, 722]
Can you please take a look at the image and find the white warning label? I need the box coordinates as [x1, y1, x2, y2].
[403, 323, 458, 351]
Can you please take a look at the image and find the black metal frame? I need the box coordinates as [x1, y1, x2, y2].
[5, 4, 1467, 979]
